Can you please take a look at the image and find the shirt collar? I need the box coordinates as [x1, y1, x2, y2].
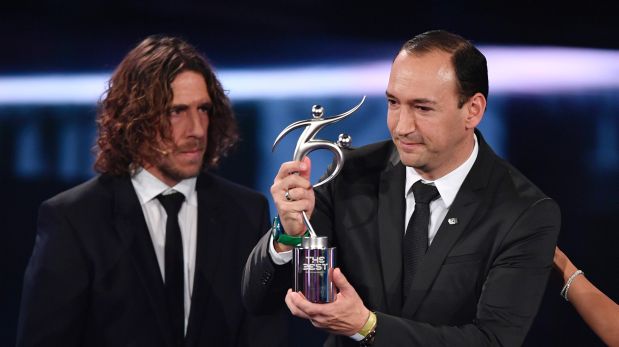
[405, 134, 479, 208]
[131, 168, 197, 206]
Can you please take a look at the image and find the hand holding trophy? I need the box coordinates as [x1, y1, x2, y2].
[273, 97, 365, 303]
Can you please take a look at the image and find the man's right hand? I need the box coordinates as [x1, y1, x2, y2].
[270, 157, 315, 251]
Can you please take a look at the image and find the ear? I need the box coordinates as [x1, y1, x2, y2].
[464, 92, 486, 129]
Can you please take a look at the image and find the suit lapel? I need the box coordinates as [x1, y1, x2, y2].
[377, 161, 406, 315]
[401, 191, 481, 315]
[401, 132, 496, 316]
[113, 176, 174, 347]
[185, 173, 228, 344]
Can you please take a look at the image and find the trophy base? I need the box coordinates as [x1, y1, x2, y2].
[293, 245, 336, 303]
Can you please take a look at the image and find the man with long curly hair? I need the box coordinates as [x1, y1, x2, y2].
[17, 35, 287, 347]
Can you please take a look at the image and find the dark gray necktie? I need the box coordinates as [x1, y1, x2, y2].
[403, 181, 440, 298]
[156, 192, 185, 346]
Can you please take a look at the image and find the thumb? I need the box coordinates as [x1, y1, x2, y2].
[332, 268, 353, 294]
[299, 156, 312, 181]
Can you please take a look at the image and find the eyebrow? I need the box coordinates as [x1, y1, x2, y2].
[170, 104, 189, 111]
[385, 91, 437, 105]
[170, 101, 212, 109]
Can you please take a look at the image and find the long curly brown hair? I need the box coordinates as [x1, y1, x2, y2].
[94, 35, 238, 176]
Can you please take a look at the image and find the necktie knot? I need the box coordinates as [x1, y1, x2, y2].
[157, 192, 185, 216]
[411, 181, 440, 205]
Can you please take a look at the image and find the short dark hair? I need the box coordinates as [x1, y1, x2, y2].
[95, 35, 238, 175]
[401, 30, 488, 108]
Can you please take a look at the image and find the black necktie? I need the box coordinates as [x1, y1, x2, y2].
[157, 192, 185, 345]
[403, 181, 440, 297]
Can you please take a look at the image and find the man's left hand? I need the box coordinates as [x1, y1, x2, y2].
[285, 268, 370, 336]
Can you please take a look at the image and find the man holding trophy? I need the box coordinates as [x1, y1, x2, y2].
[242, 30, 560, 346]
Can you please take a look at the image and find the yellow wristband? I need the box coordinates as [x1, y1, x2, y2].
[358, 311, 377, 337]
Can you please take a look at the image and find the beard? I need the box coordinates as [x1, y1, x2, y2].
[156, 138, 206, 182]
[156, 157, 203, 182]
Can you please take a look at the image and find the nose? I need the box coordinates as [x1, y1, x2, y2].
[395, 107, 416, 136]
[186, 108, 207, 138]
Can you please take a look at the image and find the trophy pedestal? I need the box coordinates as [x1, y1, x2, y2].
[293, 237, 336, 303]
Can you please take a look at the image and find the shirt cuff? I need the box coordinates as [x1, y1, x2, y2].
[268, 234, 293, 265]
[349, 333, 364, 341]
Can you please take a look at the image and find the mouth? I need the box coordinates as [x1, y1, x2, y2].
[177, 146, 205, 161]
[397, 138, 424, 152]
[176, 140, 206, 154]
[179, 147, 204, 154]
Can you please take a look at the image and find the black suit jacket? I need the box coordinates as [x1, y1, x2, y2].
[18, 172, 287, 347]
[242, 132, 560, 346]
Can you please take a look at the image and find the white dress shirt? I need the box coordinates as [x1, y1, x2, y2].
[405, 135, 478, 245]
[131, 168, 198, 333]
[269, 135, 479, 264]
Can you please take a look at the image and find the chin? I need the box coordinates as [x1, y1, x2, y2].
[397, 151, 417, 164]
[180, 166, 203, 178]
[164, 163, 203, 182]
[400, 156, 425, 169]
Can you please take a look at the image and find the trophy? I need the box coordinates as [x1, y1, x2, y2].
[273, 96, 365, 303]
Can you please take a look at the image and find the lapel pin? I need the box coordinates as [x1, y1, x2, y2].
[448, 218, 458, 225]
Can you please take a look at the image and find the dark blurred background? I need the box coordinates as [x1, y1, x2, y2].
[2, 1, 618, 346]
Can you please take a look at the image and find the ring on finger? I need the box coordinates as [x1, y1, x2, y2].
[285, 190, 293, 201]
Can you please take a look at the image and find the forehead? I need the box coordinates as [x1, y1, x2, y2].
[170, 70, 210, 102]
[387, 50, 457, 99]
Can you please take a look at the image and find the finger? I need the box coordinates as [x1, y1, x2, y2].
[271, 176, 312, 201]
[275, 160, 309, 181]
[283, 187, 308, 202]
[290, 292, 324, 317]
[282, 174, 313, 191]
[290, 186, 317, 202]
[331, 268, 354, 294]
[299, 156, 312, 180]
[272, 177, 312, 208]
[274, 182, 314, 212]
[285, 290, 311, 319]
[277, 197, 314, 216]
[283, 199, 314, 213]
[284, 188, 294, 202]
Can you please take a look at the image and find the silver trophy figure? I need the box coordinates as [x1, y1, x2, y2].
[273, 96, 365, 303]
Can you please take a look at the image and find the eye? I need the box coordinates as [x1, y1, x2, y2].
[416, 105, 433, 112]
[387, 98, 398, 106]
[168, 106, 186, 117]
[169, 110, 180, 117]
[198, 104, 213, 114]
